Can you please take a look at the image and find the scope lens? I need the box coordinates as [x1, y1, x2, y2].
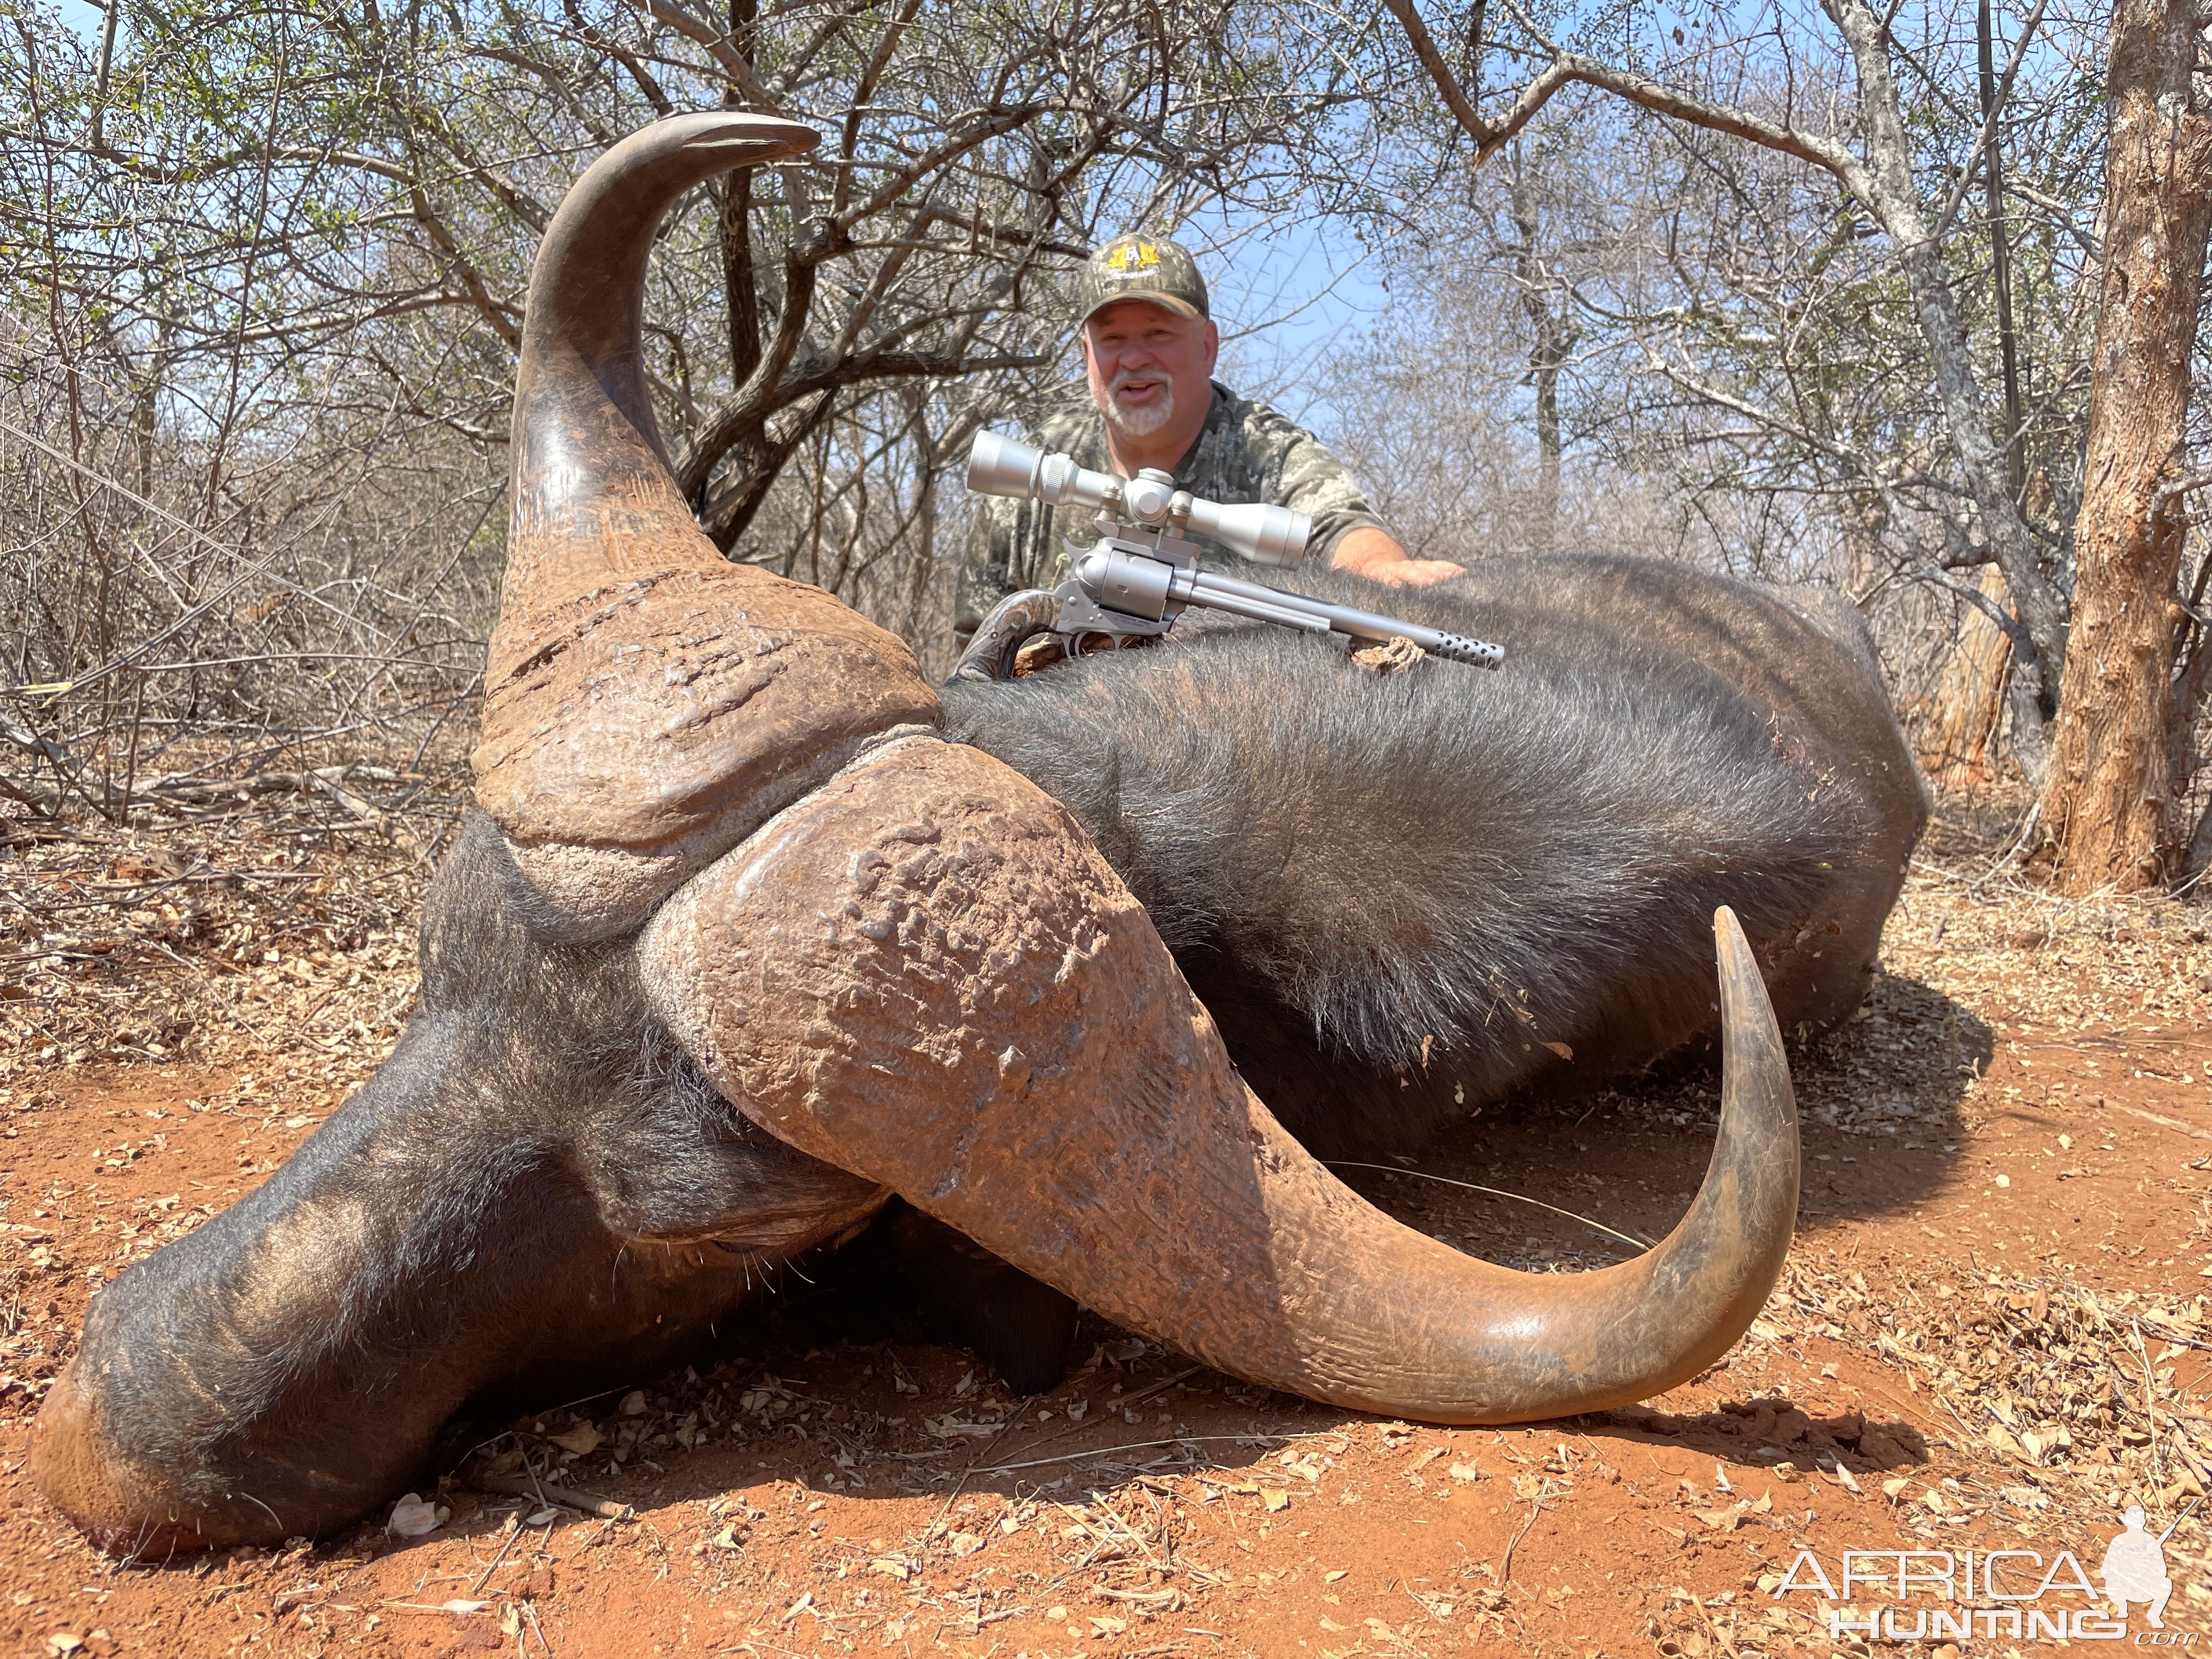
[967, 431, 1044, 498]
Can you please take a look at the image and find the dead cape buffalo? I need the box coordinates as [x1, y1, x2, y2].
[29, 114, 1926, 1556]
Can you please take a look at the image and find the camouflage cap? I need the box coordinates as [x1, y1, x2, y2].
[1076, 234, 1210, 325]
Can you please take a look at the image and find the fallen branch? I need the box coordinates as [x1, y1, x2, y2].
[2108, 1103, 2212, 1142]
[470, 1472, 634, 1520]
[124, 765, 424, 803]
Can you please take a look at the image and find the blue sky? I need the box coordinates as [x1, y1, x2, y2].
[1210, 221, 1391, 439]
[1194, 215, 1396, 443]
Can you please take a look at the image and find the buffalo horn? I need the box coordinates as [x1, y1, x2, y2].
[639, 736, 1799, 1423]
[473, 114, 940, 934]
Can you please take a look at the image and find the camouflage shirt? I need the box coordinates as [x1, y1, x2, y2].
[954, 382, 1388, 639]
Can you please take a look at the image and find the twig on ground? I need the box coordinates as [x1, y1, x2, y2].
[2111, 1104, 2212, 1142]
[978, 1431, 1312, 1474]
[1326, 1163, 1654, 1250]
[1499, 1497, 1545, 1583]
[466, 1514, 524, 1595]
[978, 1366, 1203, 1470]
[471, 1473, 632, 1520]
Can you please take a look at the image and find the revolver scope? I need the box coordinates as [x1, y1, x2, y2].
[1184, 498, 1308, 567]
[965, 430, 1310, 568]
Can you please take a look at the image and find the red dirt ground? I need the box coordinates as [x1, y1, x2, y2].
[3, 800, 2210, 1658]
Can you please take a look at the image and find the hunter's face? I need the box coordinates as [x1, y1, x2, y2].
[1082, 301, 1218, 441]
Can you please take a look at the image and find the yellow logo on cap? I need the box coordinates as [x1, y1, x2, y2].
[1105, 239, 1160, 274]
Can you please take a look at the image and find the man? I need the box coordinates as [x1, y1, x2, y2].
[955, 234, 1463, 643]
[2100, 1505, 2172, 1628]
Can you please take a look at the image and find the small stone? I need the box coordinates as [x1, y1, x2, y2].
[387, 1493, 444, 1537]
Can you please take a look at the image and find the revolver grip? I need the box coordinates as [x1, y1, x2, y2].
[950, 589, 1063, 684]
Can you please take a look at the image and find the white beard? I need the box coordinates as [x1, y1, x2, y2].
[1103, 382, 1175, 437]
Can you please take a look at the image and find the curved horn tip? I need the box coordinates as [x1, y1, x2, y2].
[1713, 905, 1786, 1058]
[1711, 899, 1799, 1222]
[1714, 904, 1788, 1048]
[643, 109, 823, 165]
[1713, 902, 1750, 967]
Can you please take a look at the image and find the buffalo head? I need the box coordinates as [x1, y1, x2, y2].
[29, 115, 1824, 1555]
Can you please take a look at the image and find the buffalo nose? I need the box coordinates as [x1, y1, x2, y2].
[30, 1359, 284, 1555]
[29, 1362, 154, 1551]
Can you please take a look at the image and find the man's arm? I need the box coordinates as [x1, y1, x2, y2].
[1251, 402, 1465, 586]
[952, 496, 1023, 645]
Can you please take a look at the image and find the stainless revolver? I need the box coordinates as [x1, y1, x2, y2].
[950, 431, 1504, 682]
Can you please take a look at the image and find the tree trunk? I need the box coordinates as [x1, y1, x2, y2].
[1506, 146, 1568, 554]
[1921, 565, 2013, 788]
[900, 389, 941, 646]
[1530, 353, 1562, 552]
[1827, 0, 2069, 714]
[2168, 550, 2212, 822]
[1978, 0, 2027, 501]
[718, 0, 761, 389]
[2184, 789, 2212, 884]
[2036, 0, 2212, 892]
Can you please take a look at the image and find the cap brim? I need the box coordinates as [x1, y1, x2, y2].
[1079, 292, 1204, 326]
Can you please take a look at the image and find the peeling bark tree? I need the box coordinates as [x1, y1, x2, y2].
[1379, 0, 2073, 755]
[1922, 567, 2015, 789]
[2035, 0, 2212, 891]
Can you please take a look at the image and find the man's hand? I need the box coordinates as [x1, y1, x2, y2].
[1329, 527, 1465, 587]
[1352, 557, 1469, 588]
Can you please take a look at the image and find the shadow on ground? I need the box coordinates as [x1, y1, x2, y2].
[1313, 967, 1990, 1278]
